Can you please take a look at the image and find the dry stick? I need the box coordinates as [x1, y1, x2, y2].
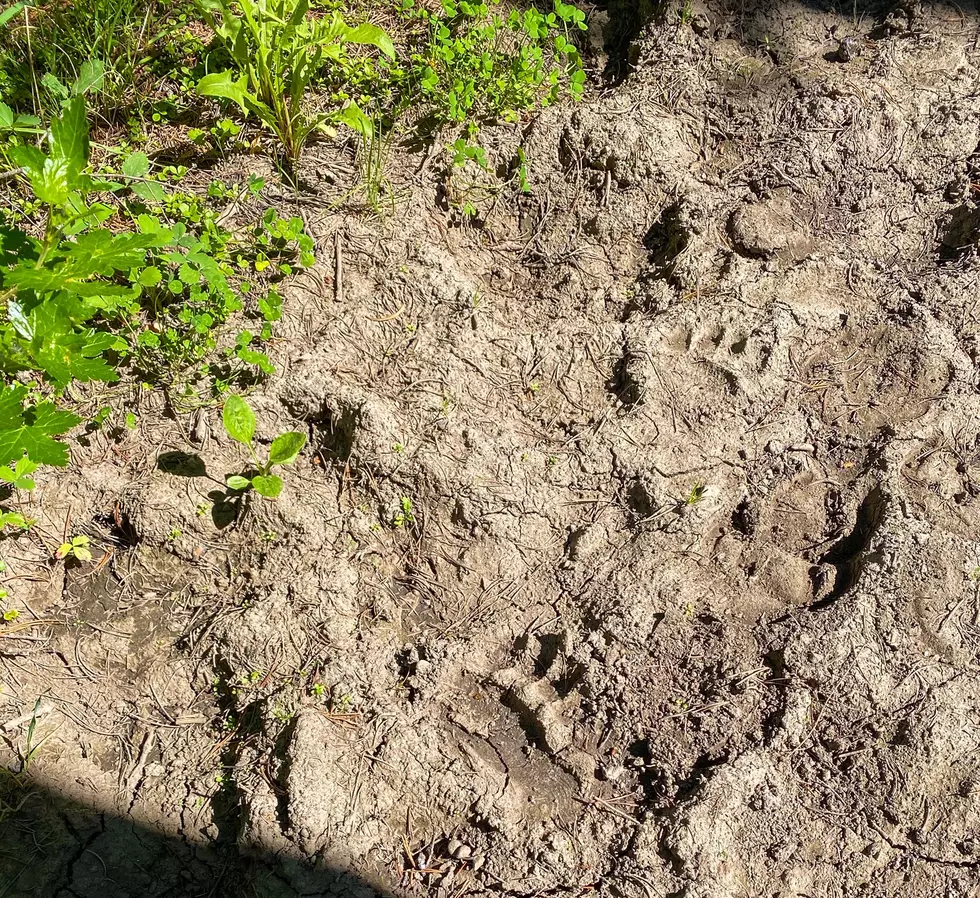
[1, 701, 55, 732]
[334, 231, 343, 304]
[0, 619, 58, 637]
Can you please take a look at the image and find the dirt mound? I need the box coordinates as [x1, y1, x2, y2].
[3, 2, 980, 897]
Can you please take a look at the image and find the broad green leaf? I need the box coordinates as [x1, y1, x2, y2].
[6, 299, 30, 339]
[23, 301, 124, 385]
[49, 95, 89, 190]
[41, 72, 69, 100]
[132, 180, 166, 202]
[226, 474, 251, 490]
[345, 22, 395, 58]
[139, 266, 162, 287]
[0, 1, 30, 29]
[237, 347, 274, 375]
[0, 456, 38, 490]
[251, 474, 283, 498]
[0, 511, 32, 531]
[0, 102, 12, 129]
[222, 395, 255, 445]
[333, 102, 372, 138]
[268, 431, 306, 466]
[122, 152, 150, 178]
[0, 385, 80, 468]
[7, 232, 167, 293]
[68, 230, 169, 272]
[73, 60, 105, 96]
[7, 144, 45, 177]
[285, 0, 309, 31]
[198, 70, 253, 113]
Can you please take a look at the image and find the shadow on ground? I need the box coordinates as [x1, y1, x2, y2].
[0, 778, 389, 898]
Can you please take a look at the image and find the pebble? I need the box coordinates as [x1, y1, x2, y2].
[453, 844, 473, 860]
[472, 854, 486, 871]
[838, 36, 861, 62]
[447, 838, 462, 856]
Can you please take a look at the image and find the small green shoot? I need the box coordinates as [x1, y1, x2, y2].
[0, 512, 33, 532]
[392, 496, 415, 527]
[21, 699, 49, 772]
[684, 483, 707, 507]
[222, 395, 306, 498]
[0, 457, 37, 491]
[56, 535, 92, 562]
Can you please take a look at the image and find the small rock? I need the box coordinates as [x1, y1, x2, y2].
[454, 844, 473, 860]
[472, 854, 486, 871]
[447, 838, 462, 856]
[910, 828, 929, 846]
[837, 36, 860, 62]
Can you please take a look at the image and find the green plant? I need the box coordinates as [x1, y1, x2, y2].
[683, 483, 707, 506]
[130, 193, 312, 389]
[0, 0, 172, 116]
[187, 116, 245, 156]
[0, 510, 32, 531]
[0, 453, 37, 532]
[0, 98, 41, 141]
[392, 496, 414, 527]
[405, 0, 586, 133]
[56, 534, 91, 561]
[222, 394, 306, 498]
[19, 698, 47, 772]
[0, 385, 79, 472]
[358, 108, 396, 211]
[0, 87, 311, 414]
[195, 0, 394, 165]
[0, 90, 193, 472]
[0, 455, 37, 490]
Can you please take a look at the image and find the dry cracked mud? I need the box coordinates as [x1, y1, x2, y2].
[3, 2, 980, 897]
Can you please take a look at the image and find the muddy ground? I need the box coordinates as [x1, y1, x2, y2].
[3, 1, 980, 896]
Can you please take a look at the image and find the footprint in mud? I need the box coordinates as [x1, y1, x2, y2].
[811, 486, 887, 608]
